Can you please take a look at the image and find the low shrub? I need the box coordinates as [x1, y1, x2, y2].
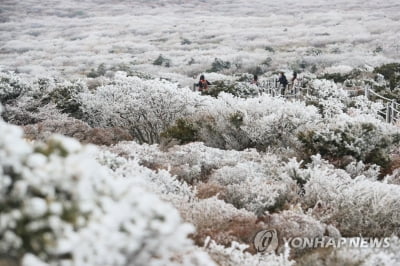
[298, 118, 400, 168]
[373, 63, 400, 90]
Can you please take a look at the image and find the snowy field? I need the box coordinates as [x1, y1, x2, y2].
[1, 0, 400, 84]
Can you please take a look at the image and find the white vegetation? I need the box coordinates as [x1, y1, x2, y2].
[0, 115, 215, 266]
[302, 156, 400, 237]
[298, 236, 400, 266]
[1, 1, 400, 264]
[204, 238, 294, 266]
[1, 71, 400, 265]
[1, 0, 400, 85]
[0, 108, 296, 265]
[79, 72, 203, 144]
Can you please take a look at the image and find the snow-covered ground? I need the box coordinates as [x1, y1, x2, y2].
[2, 1, 400, 265]
[1, 0, 400, 85]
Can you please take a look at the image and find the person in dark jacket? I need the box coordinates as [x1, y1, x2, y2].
[278, 72, 288, 95]
[251, 74, 259, 86]
[197, 74, 211, 91]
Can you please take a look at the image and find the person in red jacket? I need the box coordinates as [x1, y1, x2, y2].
[197, 75, 211, 91]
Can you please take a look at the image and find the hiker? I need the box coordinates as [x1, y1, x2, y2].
[278, 72, 288, 95]
[196, 74, 211, 91]
[251, 74, 259, 86]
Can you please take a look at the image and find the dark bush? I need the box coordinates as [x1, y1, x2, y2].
[87, 63, 107, 78]
[43, 82, 85, 119]
[153, 54, 171, 67]
[319, 73, 350, 83]
[0, 74, 28, 104]
[161, 118, 198, 144]
[207, 58, 231, 73]
[373, 63, 400, 90]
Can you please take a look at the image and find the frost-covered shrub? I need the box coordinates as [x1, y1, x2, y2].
[305, 79, 350, 118]
[179, 197, 260, 247]
[238, 94, 320, 151]
[86, 63, 107, 78]
[167, 93, 320, 151]
[79, 72, 203, 144]
[108, 141, 262, 184]
[346, 95, 384, 118]
[384, 167, 400, 185]
[302, 156, 400, 237]
[320, 72, 351, 83]
[107, 141, 299, 215]
[297, 236, 400, 266]
[373, 63, 400, 90]
[298, 114, 400, 168]
[207, 58, 232, 73]
[0, 116, 213, 265]
[306, 79, 386, 120]
[0, 72, 88, 124]
[160, 118, 199, 145]
[3, 102, 70, 126]
[258, 208, 340, 257]
[96, 148, 270, 250]
[0, 72, 30, 103]
[204, 238, 294, 266]
[43, 79, 87, 119]
[153, 54, 171, 67]
[202, 79, 260, 98]
[208, 160, 297, 215]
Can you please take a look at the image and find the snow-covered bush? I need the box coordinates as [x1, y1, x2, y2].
[298, 114, 400, 168]
[297, 236, 400, 266]
[205, 238, 294, 266]
[0, 115, 213, 265]
[43, 79, 87, 119]
[346, 95, 385, 118]
[178, 197, 262, 247]
[0, 72, 30, 103]
[238, 94, 320, 151]
[107, 141, 300, 215]
[305, 79, 350, 118]
[203, 79, 260, 98]
[373, 63, 400, 91]
[96, 148, 276, 251]
[258, 208, 341, 256]
[302, 156, 400, 237]
[79, 72, 203, 144]
[0, 72, 88, 124]
[108, 141, 262, 184]
[208, 160, 296, 215]
[3, 101, 69, 126]
[163, 93, 320, 151]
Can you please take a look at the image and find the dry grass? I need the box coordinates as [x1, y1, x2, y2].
[191, 214, 264, 254]
[196, 182, 227, 200]
[23, 118, 133, 146]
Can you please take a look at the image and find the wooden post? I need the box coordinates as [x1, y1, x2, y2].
[386, 102, 391, 123]
[365, 85, 370, 99]
[391, 100, 396, 124]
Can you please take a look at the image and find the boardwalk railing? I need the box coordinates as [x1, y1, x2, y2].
[258, 78, 304, 99]
[364, 85, 399, 124]
[193, 78, 399, 125]
[193, 77, 304, 98]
